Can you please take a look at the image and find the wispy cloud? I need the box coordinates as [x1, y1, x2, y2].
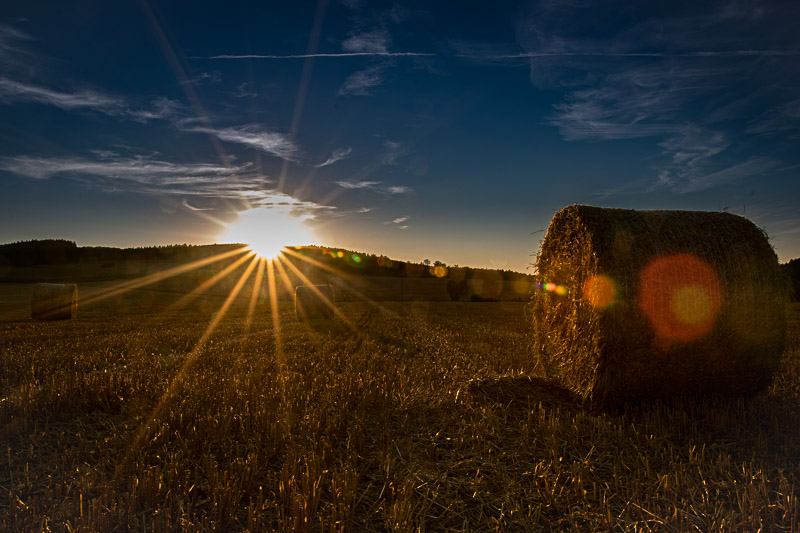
[0, 77, 179, 121]
[655, 124, 729, 188]
[384, 185, 411, 194]
[511, 0, 800, 194]
[246, 192, 334, 218]
[181, 199, 213, 211]
[334, 180, 381, 189]
[392, 216, 409, 224]
[748, 99, 800, 135]
[0, 154, 241, 182]
[0, 153, 338, 216]
[181, 124, 298, 160]
[315, 146, 352, 167]
[343, 29, 389, 54]
[180, 71, 221, 86]
[679, 158, 780, 193]
[0, 77, 126, 113]
[381, 140, 404, 164]
[231, 81, 257, 98]
[334, 180, 412, 195]
[338, 64, 387, 96]
[0, 23, 34, 60]
[548, 65, 722, 141]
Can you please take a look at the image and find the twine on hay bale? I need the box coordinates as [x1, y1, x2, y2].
[295, 284, 335, 321]
[31, 283, 78, 320]
[531, 205, 786, 410]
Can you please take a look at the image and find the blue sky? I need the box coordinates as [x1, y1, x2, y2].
[1, 0, 799, 272]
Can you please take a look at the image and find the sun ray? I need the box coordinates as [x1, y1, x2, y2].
[243, 256, 266, 334]
[81, 246, 250, 307]
[277, 253, 359, 331]
[265, 259, 285, 368]
[164, 251, 255, 313]
[271, 254, 299, 296]
[110, 251, 259, 487]
[281, 247, 396, 316]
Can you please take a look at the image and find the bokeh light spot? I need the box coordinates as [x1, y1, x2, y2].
[430, 265, 448, 278]
[670, 284, 715, 326]
[512, 279, 531, 294]
[583, 275, 616, 309]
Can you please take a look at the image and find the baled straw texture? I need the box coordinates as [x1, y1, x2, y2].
[295, 284, 335, 321]
[31, 283, 78, 321]
[531, 205, 786, 409]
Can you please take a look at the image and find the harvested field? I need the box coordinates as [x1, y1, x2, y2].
[1, 283, 799, 531]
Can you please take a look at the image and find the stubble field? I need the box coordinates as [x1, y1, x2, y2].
[1, 282, 799, 532]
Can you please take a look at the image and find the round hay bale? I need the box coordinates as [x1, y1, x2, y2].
[531, 205, 786, 409]
[295, 284, 335, 321]
[31, 283, 78, 320]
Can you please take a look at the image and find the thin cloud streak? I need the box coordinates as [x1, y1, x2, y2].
[461, 50, 800, 59]
[334, 180, 381, 189]
[342, 30, 390, 54]
[0, 153, 336, 217]
[680, 158, 779, 193]
[0, 154, 242, 182]
[334, 180, 412, 195]
[181, 124, 298, 160]
[206, 52, 435, 59]
[338, 64, 388, 96]
[315, 146, 352, 167]
[181, 199, 213, 211]
[0, 77, 124, 112]
[0, 77, 179, 121]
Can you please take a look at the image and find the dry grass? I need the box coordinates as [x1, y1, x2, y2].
[1, 283, 799, 532]
[30, 283, 78, 321]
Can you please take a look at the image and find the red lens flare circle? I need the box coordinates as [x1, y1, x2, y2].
[638, 254, 722, 342]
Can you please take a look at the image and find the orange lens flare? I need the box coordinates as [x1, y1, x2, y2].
[583, 275, 617, 309]
[638, 254, 722, 342]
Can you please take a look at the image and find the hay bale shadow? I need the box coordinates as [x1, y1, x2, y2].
[461, 375, 584, 412]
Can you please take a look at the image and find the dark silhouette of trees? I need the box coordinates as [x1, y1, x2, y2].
[783, 258, 800, 301]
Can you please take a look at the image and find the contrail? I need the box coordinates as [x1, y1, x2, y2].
[202, 52, 437, 59]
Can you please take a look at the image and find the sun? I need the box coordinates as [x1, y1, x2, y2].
[220, 207, 314, 260]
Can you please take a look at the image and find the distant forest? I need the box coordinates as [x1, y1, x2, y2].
[0, 239, 243, 267]
[0, 239, 533, 283]
[784, 258, 800, 302]
[3, 239, 798, 301]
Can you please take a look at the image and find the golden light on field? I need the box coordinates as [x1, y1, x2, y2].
[638, 253, 722, 342]
[220, 207, 314, 260]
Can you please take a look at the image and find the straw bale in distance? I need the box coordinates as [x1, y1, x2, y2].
[295, 284, 335, 321]
[531, 205, 786, 409]
[31, 283, 78, 320]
